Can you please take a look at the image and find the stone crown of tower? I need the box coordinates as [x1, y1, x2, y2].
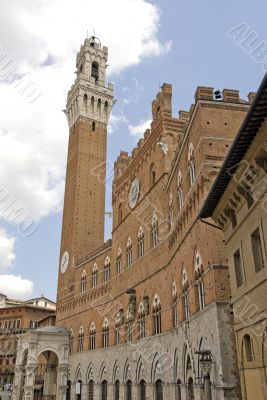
[64, 36, 114, 128]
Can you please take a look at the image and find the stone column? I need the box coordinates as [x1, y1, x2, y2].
[132, 383, 138, 400]
[81, 383, 88, 400]
[23, 364, 36, 400]
[94, 383, 101, 400]
[56, 365, 69, 400]
[71, 381, 76, 400]
[12, 366, 24, 400]
[146, 383, 153, 400]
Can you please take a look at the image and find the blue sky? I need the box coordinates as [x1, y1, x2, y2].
[0, 0, 266, 301]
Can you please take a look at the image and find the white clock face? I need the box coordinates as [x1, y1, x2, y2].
[60, 251, 69, 274]
[129, 177, 140, 209]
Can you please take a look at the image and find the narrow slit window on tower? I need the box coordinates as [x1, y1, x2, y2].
[92, 121, 96, 132]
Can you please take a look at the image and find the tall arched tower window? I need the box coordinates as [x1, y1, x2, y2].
[91, 61, 99, 81]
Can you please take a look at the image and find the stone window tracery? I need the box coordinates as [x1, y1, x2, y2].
[104, 256, 111, 282]
[188, 143, 196, 186]
[127, 237, 133, 267]
[102, 318, 109, 348]
[138, 227, 145, 258]
[80, 269, 87, 293]
[78, 326, 84, 352]
[151, 213, 159, 248]
[89, 322, 96, 350]
[152, 294, 161, 335]
[92, 263, 98, 288]
[116, 248, 122, 274]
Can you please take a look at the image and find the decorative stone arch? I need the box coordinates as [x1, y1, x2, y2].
[123, 359, 131, 383]
[151, 353, 166, 384]
[112, 360, 120, 382]
[136, 356, 146, 383]
[152, 293, 161, 311]
[99, 362, 108, 383]
[138, 226, 144, 238]
[86, 364, 94, 383]
[172, 281, 178, 301]
[181, 268, 189, 291]
[194, 250, 203, 277]
[127, 237, 132, 248]
[75, 364, 83, 382]
[182, 343, 196, 384]
[12, 327, 69, 400]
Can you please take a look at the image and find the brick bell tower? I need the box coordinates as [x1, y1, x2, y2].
[57, 37, 114, 299]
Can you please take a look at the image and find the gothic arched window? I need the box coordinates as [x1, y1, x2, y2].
[172, 281, 179, 328]
[153, 294, 161, 335]
[177, 171, 184, 209]
[92, 263, 98, 288]
[104, 256, 111, 282]
[151, 213, 159, 248]
[138, 302, 146, 339]
[102, 318, 109, 348]
[116, 248, 122, 274]
[78, 326, 84, 352]
[195, 252, 205, 311]
[138, 227, 145, 258]
[181, 269, 190, 320]
[127, 237, 133, 267]
[188, 143, 196, 186]
[155, 379, 163, 400]
[80, 270, 87, 293]
[91, 61, 99, 81]
[69, 329, 73, 354]
[89, 322, 96, 350]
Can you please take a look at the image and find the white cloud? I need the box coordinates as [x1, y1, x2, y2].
[108, 114, 128, 135]
[0, 275, 33, 299]
[128, 119, 151, 138]
[0, 229, 16, 272]
[0, 0, 170, 222]
[0, 229, 34, 299]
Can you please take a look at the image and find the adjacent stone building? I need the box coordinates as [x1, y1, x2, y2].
[200, 73, 267, 400]
[0, 294, 55, 386]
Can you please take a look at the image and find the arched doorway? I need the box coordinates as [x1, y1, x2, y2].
[175, 379, 182, 400]
[34, 351, 59, 400]
[88, 380, 94, 400]
[204, 376, 212, 400]
[155, 379, 163, 400]
[114, 380, 120, 400]
[139, 380, 146, 400]
[101, 380, 107, 400]
[126, 380, 132, 400]
[66, 380, 71, 400]
[187, 377, 194, 400]
[76, 379, 82, 400]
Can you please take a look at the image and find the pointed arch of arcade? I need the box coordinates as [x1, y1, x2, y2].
[112, 360, 120, 382]
[86, 363, 95, 383]
[99, 361, 108, 383]
[123, 358, 131, 383]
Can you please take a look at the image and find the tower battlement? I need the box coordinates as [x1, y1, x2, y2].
[65, 37, 114, 129]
